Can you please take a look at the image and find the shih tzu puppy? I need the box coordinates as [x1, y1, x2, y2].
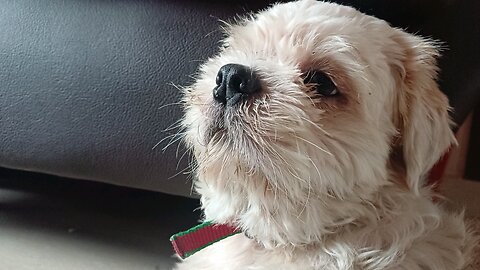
[174, 0, 477, 269]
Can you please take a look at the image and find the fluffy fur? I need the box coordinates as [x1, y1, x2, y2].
[175, 1, 478, 269]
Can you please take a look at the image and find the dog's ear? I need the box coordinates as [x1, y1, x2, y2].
[388, 30, 455, 194]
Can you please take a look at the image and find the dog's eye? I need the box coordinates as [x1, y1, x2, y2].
[303, 71, 338, 96]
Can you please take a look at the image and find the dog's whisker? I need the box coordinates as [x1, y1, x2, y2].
[176, 148, 191, 170]
[293, 135, 333, 156]
[162, 119, 185, 133]
[295, 178, 312, 224]
[152, 130, 185, 150]
[299, 116, 332, 137]
[162, 131, 188, 152]
[168, 162, 194, 180]
[156, 101, 183, 111]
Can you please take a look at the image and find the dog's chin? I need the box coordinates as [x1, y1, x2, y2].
[200, 101, 231, 143]
[195, 117, 369, 249]
[203, 103, 263, 157]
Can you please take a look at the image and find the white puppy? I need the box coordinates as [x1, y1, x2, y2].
[175, 1, 477, 269]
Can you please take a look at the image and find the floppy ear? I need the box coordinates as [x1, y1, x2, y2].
[389, 30, 456, 194]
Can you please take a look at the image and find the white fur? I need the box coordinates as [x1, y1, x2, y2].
[175, 1, 478, 269]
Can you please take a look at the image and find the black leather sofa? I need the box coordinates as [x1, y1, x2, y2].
[1, 0, 479, 209]
[0, 0, 478, 268]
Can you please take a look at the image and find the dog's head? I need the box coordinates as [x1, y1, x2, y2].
[182, 0, 454, 247]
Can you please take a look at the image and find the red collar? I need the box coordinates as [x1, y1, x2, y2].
[170, 221, 241, 259]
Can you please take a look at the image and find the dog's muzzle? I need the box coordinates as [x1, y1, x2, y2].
[213, 64, 261, 106]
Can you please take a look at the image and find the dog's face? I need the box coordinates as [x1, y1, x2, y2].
[182, 0, 454, 247]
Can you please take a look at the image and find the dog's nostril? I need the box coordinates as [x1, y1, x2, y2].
[230, 75, 243, 91]
[212, 63, 260, 106]
[215, 73, 222, 86]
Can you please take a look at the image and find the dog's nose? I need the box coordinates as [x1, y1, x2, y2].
[213, 64, 260, 106]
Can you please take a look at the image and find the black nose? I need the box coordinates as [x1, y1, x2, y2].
[213, 64, 260, 106]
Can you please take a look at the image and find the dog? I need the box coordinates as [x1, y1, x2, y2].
[175, 1, 477, 269]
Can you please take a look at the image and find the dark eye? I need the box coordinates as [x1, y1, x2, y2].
[303, 71, 338, 96]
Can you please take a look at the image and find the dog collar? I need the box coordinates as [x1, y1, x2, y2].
[170, 221, 241, 259]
